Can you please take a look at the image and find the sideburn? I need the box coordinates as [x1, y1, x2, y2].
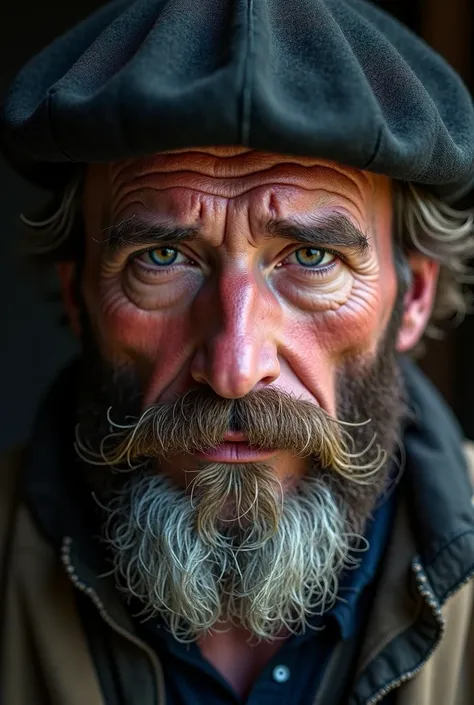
[330, 285, 408, 531]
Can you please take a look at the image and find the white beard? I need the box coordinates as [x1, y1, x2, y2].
[102, 463, 361, 642]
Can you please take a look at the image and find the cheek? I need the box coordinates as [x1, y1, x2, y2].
[86, 278, 197, 396]
[327, 279, 388, 351]
[287, 276, 386, 357]
[278, 277, 388, 413]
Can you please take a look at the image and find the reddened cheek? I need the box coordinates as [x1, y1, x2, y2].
[96, 297, 153, 360]
[308, 285, 383, 356]
[97, 294, 195, 373]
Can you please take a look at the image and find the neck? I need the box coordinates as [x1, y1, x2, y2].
[198, 622, 291, 699]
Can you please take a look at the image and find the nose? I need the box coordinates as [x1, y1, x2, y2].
[190, 270, 281, 398]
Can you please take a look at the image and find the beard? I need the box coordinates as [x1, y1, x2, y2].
[74, 298, 406, 642]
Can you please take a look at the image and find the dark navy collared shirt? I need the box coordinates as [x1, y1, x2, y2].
[137, 491, 396, 705]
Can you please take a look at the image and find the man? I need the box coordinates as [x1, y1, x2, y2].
[1, 0, 474, 703]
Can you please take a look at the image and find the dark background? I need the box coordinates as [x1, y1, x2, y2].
[0, 0, 473, 452]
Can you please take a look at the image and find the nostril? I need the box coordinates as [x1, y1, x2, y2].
[260, 374, 278, 386]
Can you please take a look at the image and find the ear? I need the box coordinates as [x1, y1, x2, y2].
[57, 261, 82, 339]
[396, 253, 439, 353]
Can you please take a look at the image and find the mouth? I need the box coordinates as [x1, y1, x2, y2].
[194, 431, 276, 463]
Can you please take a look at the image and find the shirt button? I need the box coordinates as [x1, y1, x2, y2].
[272, 665, 291, 684]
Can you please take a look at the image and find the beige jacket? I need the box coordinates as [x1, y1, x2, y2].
[1, 442, 474, 705]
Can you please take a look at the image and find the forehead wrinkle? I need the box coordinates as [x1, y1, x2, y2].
[113, 147, 255, 175]
[109, 189, 154, 224]
[106, 174, 371, 207]
[109, 165, 130, 216]
[322, 164, 374, 210]
[266, 187, 369, 230]
[367, 175, 394, 258]
[112, 162, 366, 185]
[108, 186, 369, 237]
[107, 199, 166, 233]
[166, 146, 255, 157]
[109, 153, 374, 191]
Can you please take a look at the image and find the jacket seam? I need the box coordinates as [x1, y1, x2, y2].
[61, 536, 166, 705]
[361, 640, 443, 705]
[441, 564, 474, 604]
[423, 529, 474, 573]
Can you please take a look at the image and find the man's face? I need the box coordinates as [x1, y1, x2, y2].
[78, 148, 397, 479]
[63, 148, 433, 640]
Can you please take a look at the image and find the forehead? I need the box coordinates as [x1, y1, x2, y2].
[84, 148, 393, 240]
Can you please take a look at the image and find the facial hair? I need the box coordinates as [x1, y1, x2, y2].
[74, 297, 406, 642]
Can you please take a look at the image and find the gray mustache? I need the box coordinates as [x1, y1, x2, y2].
[75, 387, 385, 482]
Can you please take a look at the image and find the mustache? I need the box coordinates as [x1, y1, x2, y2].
[75, 386, 386, 482]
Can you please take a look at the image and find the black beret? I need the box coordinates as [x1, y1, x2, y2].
[1, 0, 473, 202]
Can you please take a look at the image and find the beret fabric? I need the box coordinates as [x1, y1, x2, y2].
[1, 0, 474, 202]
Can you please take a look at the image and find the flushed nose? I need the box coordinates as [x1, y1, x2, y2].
[190, 271, 281, 398]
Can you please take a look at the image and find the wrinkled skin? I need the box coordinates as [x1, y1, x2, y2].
[58, 147, 438, 695]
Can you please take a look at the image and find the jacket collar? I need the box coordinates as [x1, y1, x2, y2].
[399, 355, 474, 601]
[352, 357, 474, 703]
[23, 360, 103, 567]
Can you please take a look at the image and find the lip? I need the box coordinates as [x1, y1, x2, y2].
[195, 442, 276, 463]
[223, 430, 248, 442]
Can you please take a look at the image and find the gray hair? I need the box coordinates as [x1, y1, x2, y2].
[392, 182, 474, 340]
[101, 466, 357, 642]
[20, 171, 474, 345]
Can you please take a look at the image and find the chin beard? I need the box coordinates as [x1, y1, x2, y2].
[101, 460, 361, 643]
[74, 291, 407, 642]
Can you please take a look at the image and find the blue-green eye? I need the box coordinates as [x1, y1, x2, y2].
[288, 247, 336, 268]
[145, 247, 180, 266]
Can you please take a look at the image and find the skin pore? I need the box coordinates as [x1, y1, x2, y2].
[58, 147, 438, 698]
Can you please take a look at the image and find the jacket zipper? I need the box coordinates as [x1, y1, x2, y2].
[61, 536, 166, 705]
[362, 558, 474, 705]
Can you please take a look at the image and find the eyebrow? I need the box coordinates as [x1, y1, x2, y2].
[266, 213, 370, 255]
[101, 217, 200, 255]
[101, 211, 369, 257]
